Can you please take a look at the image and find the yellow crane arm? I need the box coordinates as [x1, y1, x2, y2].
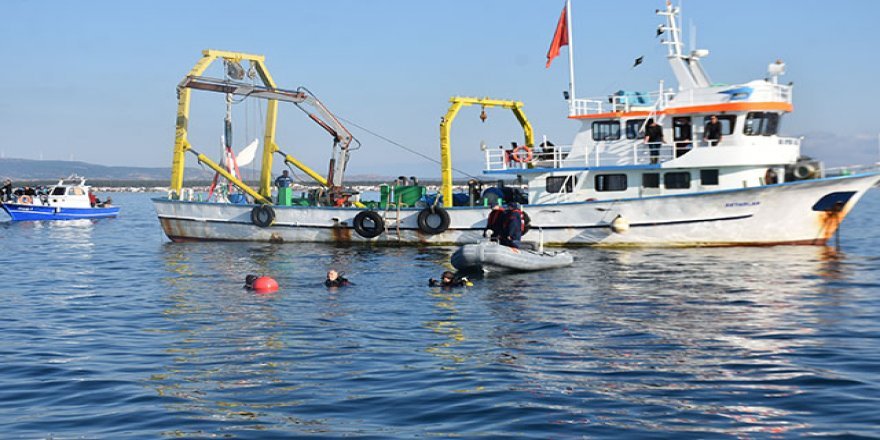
[439, 97, 534, 207]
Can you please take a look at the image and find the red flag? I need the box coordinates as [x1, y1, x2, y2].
[545, 6, 568, 68]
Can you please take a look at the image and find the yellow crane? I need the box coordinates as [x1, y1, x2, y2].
[439, 97, 534, 207]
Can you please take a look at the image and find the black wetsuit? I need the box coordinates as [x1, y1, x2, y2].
[325, 277, 351, 287]
[429, 277, 469, 287]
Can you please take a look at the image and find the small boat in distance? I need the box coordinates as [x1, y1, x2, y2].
[1, 175, 119, 221]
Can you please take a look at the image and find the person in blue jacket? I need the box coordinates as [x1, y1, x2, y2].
[274, 170, 293, 188]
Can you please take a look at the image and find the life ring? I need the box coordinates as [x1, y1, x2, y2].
[511, 146, 533, 163]
[18, 195, 33, 205]
[250, 205, 275, 228]
[417, 207, 450, 235]
[353, 210, 384, 239]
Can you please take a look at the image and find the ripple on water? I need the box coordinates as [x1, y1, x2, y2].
[1, 192, 880, 438]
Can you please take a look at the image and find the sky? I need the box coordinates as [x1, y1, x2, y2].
[2, 0, 879, 180]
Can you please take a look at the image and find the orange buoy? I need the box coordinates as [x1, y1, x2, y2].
[252, 276, 279, 293]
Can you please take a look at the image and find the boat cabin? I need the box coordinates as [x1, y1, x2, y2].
[482, 5, 812, 206]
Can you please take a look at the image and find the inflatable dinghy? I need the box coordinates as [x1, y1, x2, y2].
[451, 241, 574, 272]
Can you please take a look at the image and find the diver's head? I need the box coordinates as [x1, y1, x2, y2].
[327, 270, 339, 281]
[441, 271, 454, 283]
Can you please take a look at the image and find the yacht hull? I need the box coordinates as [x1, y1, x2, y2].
[2, 203, 120, 221]
[153, 173, 880, 246]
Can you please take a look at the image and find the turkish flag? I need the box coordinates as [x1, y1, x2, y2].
[545, 6, 568, 68]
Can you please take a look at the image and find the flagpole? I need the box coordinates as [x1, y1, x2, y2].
[566, 0, 575, 114]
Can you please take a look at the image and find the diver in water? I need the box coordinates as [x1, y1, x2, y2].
[244, 274, 258, 289]
[325, 270, 352, 287]
[429, 271, 473, 287]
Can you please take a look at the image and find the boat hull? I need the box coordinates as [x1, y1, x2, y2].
[153, 173, 880, 246]
[1, 203, 120, 221]
[451, 242, 574, 272]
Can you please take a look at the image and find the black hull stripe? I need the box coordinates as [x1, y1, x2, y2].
[158, 213, 753, 230]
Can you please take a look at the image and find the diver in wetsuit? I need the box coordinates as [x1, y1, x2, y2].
[429, 271, 472, 287]
[325, 270, 351, 287]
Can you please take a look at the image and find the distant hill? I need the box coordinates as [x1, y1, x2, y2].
[0, 158, 212, 181]
[0, 158, 401, 184]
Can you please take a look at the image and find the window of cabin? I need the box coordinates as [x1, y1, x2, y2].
[673, 117, 693, 141]
[744, 112, 780, 136]
[642, 173, 660, 188]
[664, 172, 691, 189]
[703, 115, 736, 135]
[595, 174, 628, 192]
[546, 175, 576, 193]
[764, 113, 780, 135]
[700, 169, 719, 185]
[625, 119, 646, 139]
[592, 120, 621, 141]
[51, 187, 66, 196]
[72, 187, 85, 196]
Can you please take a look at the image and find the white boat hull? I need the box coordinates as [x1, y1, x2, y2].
[153, 173, 880, 246]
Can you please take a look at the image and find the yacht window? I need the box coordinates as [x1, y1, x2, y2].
[625, 119, 646, 139]
[642, 173, 660, 188]
[595, 174, 628, 192]
[546, 175, 576, 193]
[72, 187, 85, 196]
[51, 187, 66, 196]
[664, 172, 691, 189]
[700, 169, 719, 185]
[592, 120, 621, 141]
[703, 115, 736, 135]
[764, 113, 780, 135]
[744, 112, 780, 136]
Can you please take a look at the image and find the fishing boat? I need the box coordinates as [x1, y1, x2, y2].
[451, 241, 574, 272]
[1, 176, 119, 221]
[154, 3, 879, 246]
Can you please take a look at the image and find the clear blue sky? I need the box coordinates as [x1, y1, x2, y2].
[2, 0, 879, 178]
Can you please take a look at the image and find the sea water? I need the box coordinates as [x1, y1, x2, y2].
[1, 191, 879, 438]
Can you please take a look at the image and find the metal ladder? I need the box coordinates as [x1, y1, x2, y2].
[382, 189, 402, 241]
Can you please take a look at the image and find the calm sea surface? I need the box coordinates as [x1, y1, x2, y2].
[2, 191, 880, 439]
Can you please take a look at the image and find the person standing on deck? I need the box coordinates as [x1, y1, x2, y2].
[1, 179, 11, 202]
[644, 119, 665, 164]
[704, 115, 723, 146]
[274, 170, 293, 188]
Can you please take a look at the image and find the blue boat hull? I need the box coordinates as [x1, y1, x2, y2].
[1, 203, 120, 221]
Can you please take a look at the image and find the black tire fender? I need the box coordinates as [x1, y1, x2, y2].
[417, 207, 450, 235]
[522, 211, 531, 236]
[251, 205, 276, 228]
[353, 210, 385, 239]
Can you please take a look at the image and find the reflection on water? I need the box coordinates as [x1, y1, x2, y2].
[1, 192, 879, 438]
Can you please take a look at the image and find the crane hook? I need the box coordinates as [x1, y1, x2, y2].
[479, 107, 487, 123]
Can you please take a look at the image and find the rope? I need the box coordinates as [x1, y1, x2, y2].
[335, 115, 481, 181]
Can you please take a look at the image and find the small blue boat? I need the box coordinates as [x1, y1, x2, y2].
[1, 176, 119, 222]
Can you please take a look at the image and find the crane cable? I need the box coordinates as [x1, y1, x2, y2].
[334, 115, 481, 181]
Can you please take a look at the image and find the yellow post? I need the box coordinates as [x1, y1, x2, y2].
[170, 54, 216, 195]
[439, 101, 464, 208]
[192, 151, 272, 205]
[439, 97, 535, 208]
[254, 61, 279, 199]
